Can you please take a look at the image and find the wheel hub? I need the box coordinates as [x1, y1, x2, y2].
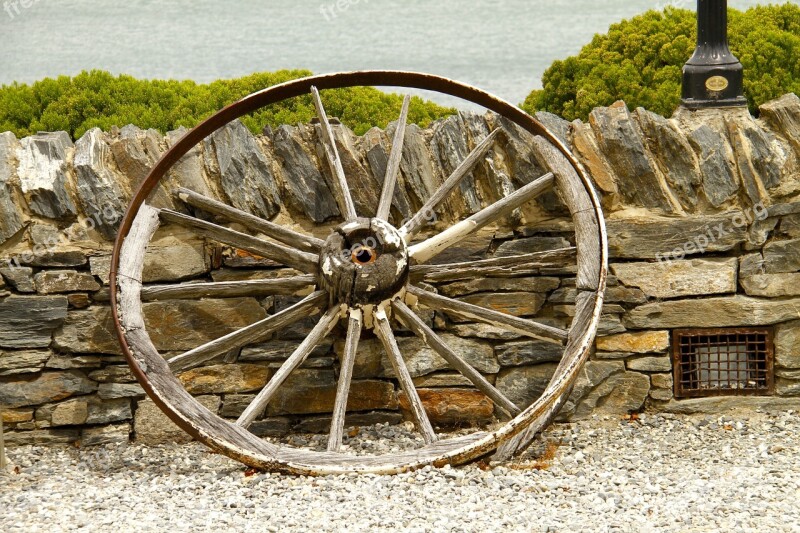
[318, 217, 409, 307]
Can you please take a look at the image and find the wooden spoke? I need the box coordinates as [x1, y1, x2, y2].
[141, 275, 316, 301]
[159, 208, 319, 274]
[410, 247, 577, 284]
[400, 128, 502, 239]
[237, 305, 343, 428]
[168, 291, 328, 373]
[391, 300, 521, 417]
[174, 187, 324, 253]
[373, 308, 437, 444]
[311, 86, 358, 221]
[407, 285, 567, 343]
[409, 172, 555, 263]
[376, 94, 411, 222]
[327, 308, 363, 452]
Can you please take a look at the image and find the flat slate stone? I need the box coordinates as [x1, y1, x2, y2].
[352, 335, 499, 379]
[0, 295, 68, 348]
[178, 364, 271, 395]
[493, 236, 571, 258]
[81, 423, 131, 446]
[0, 266, 35, 292]
[0, 132, 25, 244]
[568, 368, 649, 421]
[596, 331, 669, 354]
[34, 270, 101, 294]
[360, 127, 414, 224]
[0, 349, 51, 375]
[439, 276, 560, 297]
[611, 258, 737, 298]
[606, 211, 748, 259]
[589, 102, 675, 211]
[686, 124, 739, 207]
[4, 429, 80, 446]
[759, 93, 800, 154]
[625, 295, 800, 329]
[73, 128, 128, 239]
[398, 388, 495, 427]
[775, 320, 800, 369]
[0, 370, 96, 409]
[108, 125, 175, 210]
[204, 120, 279, 221]
[16, 132, 78, 220]
[626, 355, 672, 372]
[662, 396, 800, 415]
[457, 292, 546, 318]
[399, 123, 442, 212]
[762, 238, 800, 273]
[86, 398, 132, 425]
[266, 372, 397, 416]
[496, 363, 558, 409]
[568, 119, 618, 195]
[134, 395, 220, 445]
[495, 340, 564, 366]
[166, 127, 218, 199]
[430, 114, 481, 216]
[273, 125, 340, 222]
[634, 108, 700, 208]
[741, 273, 800, 297]
[324, 124, 381, 217]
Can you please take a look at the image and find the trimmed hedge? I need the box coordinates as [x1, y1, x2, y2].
[0, 70, 454, 139]
[523, 4, 800, 120]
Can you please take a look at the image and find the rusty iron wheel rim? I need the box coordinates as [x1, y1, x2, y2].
[110, 70, 608, 475]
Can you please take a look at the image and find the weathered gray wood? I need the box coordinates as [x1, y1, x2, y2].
[409, 172, 555, 263]
[392, 299, 521, 417]
[376, 95, 411, 222]
[532, 138, 602, 291]
[410, 247, 576, 283]
[168, 291, 328, 373]
[112, 76, 610, 475]
[495, 290, 598, 459]
[327, 309, 363, 452]
[237, 305, 342, 428]
[159, 208, 319, 274]
[401, 128, 502, 238]
[141, 276, 316, 301]
[311, 86, 358, 221]
[174, 187, 324, 253]
[119, 205, 282, 468]
[373, 308, 438, 444]
[493, 383, 574, 462]
[118, 204, 162, 333]
[407, 285, 566, 343]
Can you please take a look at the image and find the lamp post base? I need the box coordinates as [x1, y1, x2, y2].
[681, 63, 748, 109]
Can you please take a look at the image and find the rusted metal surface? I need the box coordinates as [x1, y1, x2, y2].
[673, 328, 774, 398]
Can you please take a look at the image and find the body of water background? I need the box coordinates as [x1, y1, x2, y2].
[0, 0, 793, 108]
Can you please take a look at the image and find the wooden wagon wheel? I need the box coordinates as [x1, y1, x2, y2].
[110, 71, 607, 475]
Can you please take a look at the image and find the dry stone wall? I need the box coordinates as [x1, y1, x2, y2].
[2, 93, 800, 446]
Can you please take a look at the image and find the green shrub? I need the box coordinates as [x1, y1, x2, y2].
[0, 70, 454, 139]
[523, 4, 800, 120]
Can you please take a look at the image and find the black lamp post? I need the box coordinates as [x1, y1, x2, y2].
[681, 0, 747, 109]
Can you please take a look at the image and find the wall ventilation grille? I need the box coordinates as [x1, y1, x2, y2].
[673, 328, 773, 398]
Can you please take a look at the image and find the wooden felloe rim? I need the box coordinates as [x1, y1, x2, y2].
[110, 71, 608, 475]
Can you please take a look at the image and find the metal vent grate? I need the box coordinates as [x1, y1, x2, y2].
[673, 328, 774, 398]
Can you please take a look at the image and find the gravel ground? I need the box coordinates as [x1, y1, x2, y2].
[1, 412, 799, 532]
